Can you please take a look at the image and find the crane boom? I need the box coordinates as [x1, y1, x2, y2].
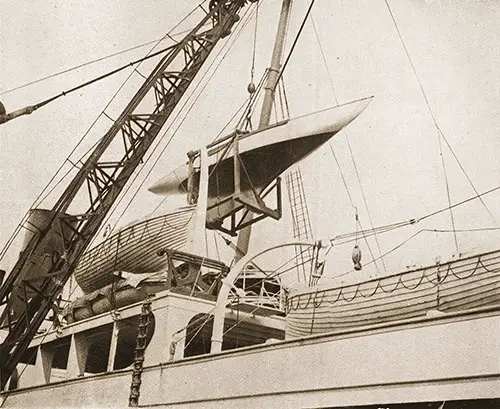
[0, 0, 257, 389]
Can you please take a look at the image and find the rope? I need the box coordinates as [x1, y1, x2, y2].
[173, 309, 216, 349]
[329, 144, 355, 209]
[250, 0, 259, 84]
[345, 137, 385, 273]
[324, 224, 500, 283]
[331, 219, 415, 245]
[96, 4, 258, 238]
[213, 231, 221, 261]
[0, 3, 210, 126]
[313, 7, 384, 272]
[438, 132, 498, 226]
[234, 68, 268, 132]
[0, 6, 210, 96]
[0, 3, 206, 260]
[327, 159, 500, 264]
[383, 0, 497, 245]
[400, 271, 426, 291]
[30, 44, 177, 110]
[182, 313, 214, 351]
[437, 126, 459, 252]
[418, 185, 500, 223]
[281, 76, 291, 118]
[275, 0, 318, 86]
[311, 15, 339, 105]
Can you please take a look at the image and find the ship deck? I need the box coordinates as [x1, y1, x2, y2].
[2, 304, 498, 408]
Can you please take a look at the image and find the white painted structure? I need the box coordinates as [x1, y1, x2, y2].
[1, 298, 498, 408]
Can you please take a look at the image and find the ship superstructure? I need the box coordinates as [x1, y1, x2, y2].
[0, 1, 498, 408]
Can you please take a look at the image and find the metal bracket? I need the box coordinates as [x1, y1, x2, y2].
[207, 177, 282, 236]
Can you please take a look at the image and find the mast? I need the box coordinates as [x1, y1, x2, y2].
[235, 0, 293, 261]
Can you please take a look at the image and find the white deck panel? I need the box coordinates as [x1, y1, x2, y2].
[2, 307, 498, 408]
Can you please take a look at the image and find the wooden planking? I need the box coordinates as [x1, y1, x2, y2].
[74, 206, 195, 293]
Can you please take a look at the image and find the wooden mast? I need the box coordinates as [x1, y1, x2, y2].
[235, 0, 293, 261]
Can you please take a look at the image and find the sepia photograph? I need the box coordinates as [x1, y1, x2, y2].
[0, 1, 499, 407]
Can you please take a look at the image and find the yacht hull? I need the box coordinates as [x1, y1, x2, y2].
[149, 98, 373, 226]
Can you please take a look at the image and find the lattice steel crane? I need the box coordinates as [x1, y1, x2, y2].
[0, 0, 257, 389]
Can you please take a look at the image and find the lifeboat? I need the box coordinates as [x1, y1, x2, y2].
[73, 206, 196, 294]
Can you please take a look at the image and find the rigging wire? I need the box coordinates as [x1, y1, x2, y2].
[0, 2, 209, 261]
[250, 0, 259, 84]
[1, 33, 186, 97]
[383, 0, 498, 244]
[383, 0, 458, 252]
[345, 137, 386, 272]
[233, 69, 268, 133]
[280, 76, 291, 118]
[275, 0, 317, 86]
[418, 184, 500, 223]
[310, 15, 338, 105]
[437, 130, 459, 252]
[438, 129, 498, 226]
[1, 43, 177, 123]
[310, 13, 355, 220]
[0, 3, 210, 97]
[329, 145, 354, 209]
[282, 0, 294, 54]
[236, 70, 269, 132]
[213, 231, 221, 261]
[99, 3, 259, 238]
[309, 10, 385, 272]
[328, 184, 500, 247]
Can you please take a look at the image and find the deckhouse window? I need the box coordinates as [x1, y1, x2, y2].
[41, 335, 71, 383]
[82, 323, 113, 374]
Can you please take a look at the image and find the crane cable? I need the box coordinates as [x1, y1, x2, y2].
[0, 44, 179, 126]
[250, 0, 259, 85]
[0, 2, 208, 260]
[0, 1, 212, 126]
[0, 28, 204, 97]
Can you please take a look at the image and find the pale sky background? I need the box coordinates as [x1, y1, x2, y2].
[1, 0, 499, 285]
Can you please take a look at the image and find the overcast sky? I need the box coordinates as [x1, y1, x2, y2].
[1, 0, 499, 283]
